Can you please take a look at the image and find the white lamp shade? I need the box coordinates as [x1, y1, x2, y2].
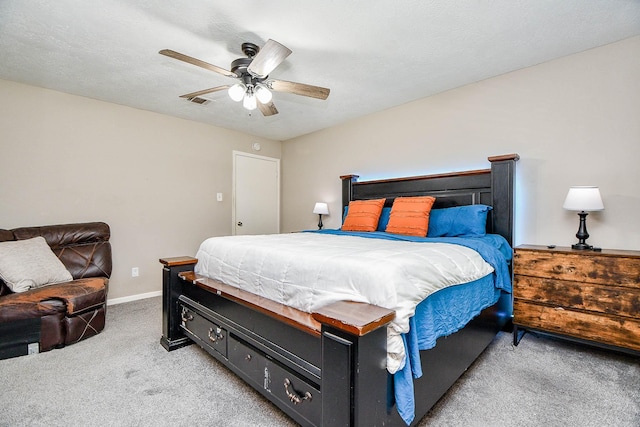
[563, 186, 604, 212]
[243, 93, 257, 110]
[228, 83, 246, 102]
[255, 85, 273, 104]
[313, 202, 329, 215]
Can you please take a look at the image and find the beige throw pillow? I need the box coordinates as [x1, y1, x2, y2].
[0, 236, 73, 293]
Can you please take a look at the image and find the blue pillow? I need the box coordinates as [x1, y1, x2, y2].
[343, 206, 392, 231]
[427, 205, 492, 237]
[376, 207, 392, 231]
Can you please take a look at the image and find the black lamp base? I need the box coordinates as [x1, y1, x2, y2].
[317, 214, 324, 230]
[571, 211, 592, 250]
[571, 242, 592, 250]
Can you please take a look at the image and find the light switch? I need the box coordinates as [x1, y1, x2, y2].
[217, 193, 223, 202]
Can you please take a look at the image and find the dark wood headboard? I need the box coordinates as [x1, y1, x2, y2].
[340, 154, 519, 247]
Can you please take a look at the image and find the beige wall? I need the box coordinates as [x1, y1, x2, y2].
[282, 36, 640, 251]
[0, 79, 280, 301]
[2, 36, 639, 303]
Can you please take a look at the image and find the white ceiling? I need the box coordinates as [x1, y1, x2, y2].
[1, 1, 639, 141]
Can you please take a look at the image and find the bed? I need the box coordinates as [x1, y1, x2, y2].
[159, 153, 518, 427]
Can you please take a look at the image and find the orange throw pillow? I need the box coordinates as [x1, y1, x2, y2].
[342, 198, 386, 232]
[385, 196, 436, 237]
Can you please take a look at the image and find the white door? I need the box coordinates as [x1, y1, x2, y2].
[232, 151, 280, 235]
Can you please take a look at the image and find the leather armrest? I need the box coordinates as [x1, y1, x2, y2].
[0, 278, 107, 323]
[0, 294, 65, 322]
[32, 278, 108, 314]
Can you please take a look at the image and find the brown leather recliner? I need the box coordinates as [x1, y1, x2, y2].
[0, 222, 112, 359]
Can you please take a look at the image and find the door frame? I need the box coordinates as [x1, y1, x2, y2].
[232, 150, 281, 235]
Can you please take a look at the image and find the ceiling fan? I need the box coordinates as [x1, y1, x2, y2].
[159, 39, 330, 116]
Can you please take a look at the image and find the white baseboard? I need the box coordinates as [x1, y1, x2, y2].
[107, 290, 162, 306]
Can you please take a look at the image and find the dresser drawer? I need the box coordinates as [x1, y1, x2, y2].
[514, 248, 640, 289]
[514, 276, 640, 318]
[514, 300, 640, 351]
[179, 303, 228, 358]
[229, 336, 321, 426]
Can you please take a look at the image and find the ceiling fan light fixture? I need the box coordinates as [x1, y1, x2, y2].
[243, 92, 257, 110]
[228, 83, 246, 102]
[161, 39, 330, 118]
[255, 84, 273, 104]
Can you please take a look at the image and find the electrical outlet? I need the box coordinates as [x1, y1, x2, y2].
[132, 267, 139, 277]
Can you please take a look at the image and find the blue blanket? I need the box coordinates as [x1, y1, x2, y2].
[306, 229, 512, 425]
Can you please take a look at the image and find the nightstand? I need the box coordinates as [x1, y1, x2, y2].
[513, 245, 640, 355]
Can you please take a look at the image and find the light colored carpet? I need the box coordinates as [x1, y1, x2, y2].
[0, 296, 638, 426]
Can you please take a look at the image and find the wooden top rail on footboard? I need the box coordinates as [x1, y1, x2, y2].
[312, 301, 395, 336]
[178, 271, 395, 338]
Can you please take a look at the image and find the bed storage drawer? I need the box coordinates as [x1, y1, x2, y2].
[228, 335, 321, 427]
[179, 304, 227, 358]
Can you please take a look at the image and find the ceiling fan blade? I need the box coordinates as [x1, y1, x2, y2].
[179, 86, 230, 99]
[247, 39, 292, 78]
[258, 100, 279, 116]
[159, 49, 237, 78]
[270, 79, 330, 100]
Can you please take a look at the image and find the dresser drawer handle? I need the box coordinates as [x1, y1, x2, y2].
[283, 378, 312, 404]
[181, 307, 194, 323]
[208, 327, 224, 343]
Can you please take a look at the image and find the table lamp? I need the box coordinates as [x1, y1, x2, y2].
[562, 186, 604, 250]
[313, 202, 329, 230]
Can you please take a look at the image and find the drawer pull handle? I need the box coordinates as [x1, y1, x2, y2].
[283, 378, 312, 404]
[181, 308, 193, 323]
[208, 327, 224, 343]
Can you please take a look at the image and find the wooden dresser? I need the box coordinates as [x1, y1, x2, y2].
[513, 245, 640, 355]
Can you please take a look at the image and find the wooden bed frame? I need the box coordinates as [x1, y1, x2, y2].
[160, 154, 518, 426]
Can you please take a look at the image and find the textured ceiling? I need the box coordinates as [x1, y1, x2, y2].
[1, 1, 639, 141]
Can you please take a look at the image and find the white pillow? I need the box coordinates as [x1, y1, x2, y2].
[0, 236, 73, 293]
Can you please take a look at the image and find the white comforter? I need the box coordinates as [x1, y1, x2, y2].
[194, 232, 494, 373]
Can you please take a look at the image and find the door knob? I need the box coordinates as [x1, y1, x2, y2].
[237, 221, 243, 227]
